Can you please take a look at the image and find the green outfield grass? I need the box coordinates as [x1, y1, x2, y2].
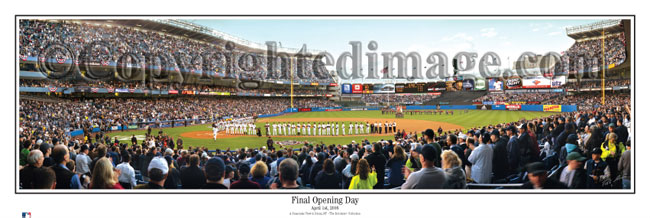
[107, 109, 557, 150]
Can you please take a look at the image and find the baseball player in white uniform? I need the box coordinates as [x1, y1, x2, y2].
[212, 123, 218, 141]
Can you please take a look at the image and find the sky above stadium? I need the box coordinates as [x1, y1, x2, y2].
[187, 18, 601, 82]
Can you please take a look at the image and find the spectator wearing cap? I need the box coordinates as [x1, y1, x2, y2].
[272, 158, 302, 189]
[75, 145, 92, 175]
[559, 134, 583, 165]
[202, 157, 228, 189]
[342, 154, 359, 188]
[505, 125, 521, 174]
[467, 133, 494, 184]
[448, 134, 468, 170]
[585, 148, 611, 189]
[441, 150, 466, 189]
[422, 129, 442, 167]
[349, 159, 377, 189]
[90, 157, 124, 189]
[115, 153, 136, 189]
[223, 165, 236, 188]
[230, 164, 261, 189]
[180, 154, 206, 189]
[405, 144, 422, 172]
[135, 157, 168, 189]
[51, 145, 82, 189]
[517, 123, 535, 165]
[552, 152, 588, 189]
[20, 150, 44, 189]
[250, 161, 271, 189]
[401, 144, 446, 189]
[521, 162, 567, 189]
[364, 143, 387, 189]
[618, 142, 631, 189]
[600, 132, 626, 180]
[313, 159, 343, 189]
[490, 131, 509, 182]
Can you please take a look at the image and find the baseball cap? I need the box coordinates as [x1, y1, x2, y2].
[148, 157, 169, 175]
[506, 125, 517, 132]
[350, 154, 359, 161]
[419, 144, 437, 162]
[422, 129, 435, 139]
[526, 162, 547, 175]
[608, 123, 616, 127]
[591, 148, 603, 155]
[566, 152, 587, 162]
[205, 157, 226, 176]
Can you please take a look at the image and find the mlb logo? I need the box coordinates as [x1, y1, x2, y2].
[22, 212, 31, 218]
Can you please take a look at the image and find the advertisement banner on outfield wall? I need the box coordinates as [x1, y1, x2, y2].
[506, 104, 521, 110]
[476, 105, 492, 110]
[489, 79, 503, 91]
[543, 105, 562, 112]
[341, 84, 352, 94]
[373, 84, 395, 94]
[298, 108, 312, 112]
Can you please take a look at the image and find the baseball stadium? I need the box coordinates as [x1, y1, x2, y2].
[18, 18, 632, 190]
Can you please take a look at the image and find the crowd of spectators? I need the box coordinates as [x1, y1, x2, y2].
[19, 19, 335, 84]
[560, 33, 626, 74]
[553, 92, 629, 110]
[19, 96, 339, 144]
[565, 79, 630, 90]
[19, 79, 329, 95]
[19, 91, 631, 190]
[361, 94, 439, 105]
[474, 93, 561, 103]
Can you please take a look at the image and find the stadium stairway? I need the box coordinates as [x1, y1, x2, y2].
[423, 91, 487, 105]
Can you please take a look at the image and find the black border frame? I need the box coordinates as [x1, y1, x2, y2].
[15, 14, 635, 194]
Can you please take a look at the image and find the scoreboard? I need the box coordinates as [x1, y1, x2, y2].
[395, 83, 427, 93]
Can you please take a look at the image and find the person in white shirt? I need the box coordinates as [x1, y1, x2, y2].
[75, 145, 92, 175]
[212, 123, 218, 141]
[467, 134, 494, 184]
[336, 123, 340, 136]
[342, 123, 346, 136]
[366, 122, 370, 134]
[307, 123, 312, 136]
[347, 122, 352, 135]
[115, 154, 136, 189]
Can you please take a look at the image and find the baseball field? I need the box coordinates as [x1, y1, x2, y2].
[107, 109, 557, 150]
